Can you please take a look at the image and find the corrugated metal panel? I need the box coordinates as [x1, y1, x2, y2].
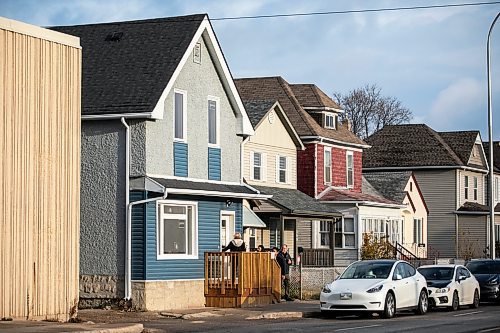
[414, 170, 456, 258]
[137, 195, 242, 280]
[208, 147, 221, 181]
[131, 191, 146, 280]
[173, 142, 188, 177]
[0, 22, 81, 321]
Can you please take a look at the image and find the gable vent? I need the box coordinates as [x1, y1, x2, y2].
[105, 32, 123, 42]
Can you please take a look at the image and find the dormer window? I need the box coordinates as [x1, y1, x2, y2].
[324, 113, 336, 129]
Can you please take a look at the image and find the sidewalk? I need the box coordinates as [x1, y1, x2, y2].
[0, 300, 320, 333]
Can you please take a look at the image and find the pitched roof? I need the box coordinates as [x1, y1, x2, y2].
[289, 84, 341, 109]
[243, 100, 277, 128]
[52, 15, 206, 116]
[363, 124, 487, 170]
[456, 202, 500, 213]
[363, 172, 412, 203]
[253, 185, 341, 216]
[235, 77, 367, 147]
[318, 187, 400, 205]
[483, 141, 500, 172]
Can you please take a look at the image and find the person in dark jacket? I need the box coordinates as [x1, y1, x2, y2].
[276, 244, 293, 301]
[222, 232, 246, 252]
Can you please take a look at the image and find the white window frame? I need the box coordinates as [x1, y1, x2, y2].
[276, 155, 288, 184]
[173, 89, 187, 142]
[324, 113, 336, 129]
[207, 96, 220, 147]
[250, 151, 266, 182]
[413, 218, 423, 244]
[464, 175, 469, 200]
[346, 151, 354, 188]
[473, 176, 478, 201]
[334, 218, 355, 249]
[324, 147, 332, 184]
[157, 200, 198, 260]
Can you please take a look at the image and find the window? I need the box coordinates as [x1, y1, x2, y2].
[346, 151, 354, 188]
[403, 263, 416, 277]
[320, 220, 331, 247]
[324, 147, 332, 184]
[473, 176, 478, 201]
[335, 218, 355, 248]
[413, 218, 423, 244]
[276, 155, 288, 183]
[208, 97, 219, 146]
[174, 90, 187, 141]
[464, 175, 469, 200]
[158, 201, 197, 259]
[248, 228, 256, 249]
[324, 113, 336, 129]
[251, 152, 265, 181]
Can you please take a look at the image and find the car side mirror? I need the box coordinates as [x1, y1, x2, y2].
[393, 274, 403, 281]
[458, 275, 467, 282]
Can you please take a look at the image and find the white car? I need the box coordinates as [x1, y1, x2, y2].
[320, 260, 428, 318]
[417, 264, 480, 311]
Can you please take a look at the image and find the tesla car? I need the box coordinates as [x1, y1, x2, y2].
[465, 259, 500, 302]
[320, 259, 428, 318]
[417, 264, 480, 310]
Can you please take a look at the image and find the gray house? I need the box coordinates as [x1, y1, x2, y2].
[364, 124, 490, 259]
[53, 14, 267, 310]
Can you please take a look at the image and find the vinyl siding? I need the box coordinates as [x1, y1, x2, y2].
[132, 194, 242, 280]
[0, 18, 81, 320]
[413, 170, 457, 258]
[208, 147, 221, 181]
[131, 191, 146, 280]
[173, 142, 188, 177]
[457, 215, 487, 259]
[334, 249, 358, 267]
[469, 144, 486, 167]
[458, 170, 486, 205]
[297, 219, 312, 248]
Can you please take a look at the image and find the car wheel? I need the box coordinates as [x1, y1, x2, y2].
[383, 292, 396, 319]
[415, 289, 428, 315]
[450, 291, 459, 311]
[470, 289, 479, 309]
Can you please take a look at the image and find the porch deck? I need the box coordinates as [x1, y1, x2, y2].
[204, 252, 281, 308]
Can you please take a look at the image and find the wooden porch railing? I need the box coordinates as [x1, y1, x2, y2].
[204, 252, 281, 307]
[301, 248, 334, 267]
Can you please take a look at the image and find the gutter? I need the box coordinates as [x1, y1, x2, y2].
[320, 200, 406, 209]
[84, 113, 153, 120]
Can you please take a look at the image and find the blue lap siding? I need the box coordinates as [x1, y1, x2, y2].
[131, 192, 242, 281]
[208, 147, 221, 181]
[173, 142, 188, 177]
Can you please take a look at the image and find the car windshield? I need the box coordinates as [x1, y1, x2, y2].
[418, 267, 454, 280]
[466, 261, 500, 274]
[340, 262, 394, 279]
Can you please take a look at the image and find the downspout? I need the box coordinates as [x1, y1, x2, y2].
[121, 117, 130, 300]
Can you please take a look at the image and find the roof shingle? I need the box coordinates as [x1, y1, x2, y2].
[363, 172, 412, 203]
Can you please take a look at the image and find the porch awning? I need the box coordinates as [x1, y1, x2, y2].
[243, 205, 267, 228]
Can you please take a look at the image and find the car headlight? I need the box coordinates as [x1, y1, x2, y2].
[322, 285, 332, 293]
[435, 287, 450, 293]
[487, 278, 498, 286]
[366, 285, 383, 293]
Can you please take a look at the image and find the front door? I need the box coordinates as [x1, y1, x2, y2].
[220, 213, 235, 250]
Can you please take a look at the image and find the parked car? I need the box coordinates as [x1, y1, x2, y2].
[465, 259, 500, 303]
[417, 265, 480, 310]
[320, 259, 428, 318]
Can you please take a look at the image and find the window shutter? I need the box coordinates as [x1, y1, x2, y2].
[249, 151, 254, 180]
[275, 155, 280, 183]
[262, 153, 267, 182]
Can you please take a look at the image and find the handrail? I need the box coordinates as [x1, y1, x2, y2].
[395, 242, 419, 261]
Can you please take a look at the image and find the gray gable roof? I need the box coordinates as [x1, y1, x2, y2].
[364, 124, 486, 170]
[243, 100, 277, 128]
[254, 185, 341, 216]
[483, 141, 500, 172]
[51, 15, 206, 115]
[363, 172, 412, 203]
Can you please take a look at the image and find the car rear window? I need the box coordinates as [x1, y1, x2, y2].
[418, 267, 454, 280]
[466, 261, 494, 274]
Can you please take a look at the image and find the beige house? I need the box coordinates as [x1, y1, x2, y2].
[363, 172, 429, 258]
[241, 100, 342, 261]
[0, 17, 81, 320]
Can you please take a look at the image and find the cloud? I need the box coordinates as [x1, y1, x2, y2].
[428, 78, 486, 132]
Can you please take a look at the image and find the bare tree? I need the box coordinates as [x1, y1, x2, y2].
[333, 84, 413, 139]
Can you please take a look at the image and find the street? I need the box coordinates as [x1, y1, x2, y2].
[141, 303, 500, 333]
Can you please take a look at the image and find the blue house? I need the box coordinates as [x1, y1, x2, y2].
[53, 14, 268, 310]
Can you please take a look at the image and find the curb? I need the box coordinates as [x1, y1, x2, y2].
[77, 323, 144, 333]
[246, 311, 303, 320]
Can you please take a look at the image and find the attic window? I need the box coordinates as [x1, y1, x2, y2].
[324, 113, 336, 129]
[193, 42, 201, 64]
[105, 32, 123, 42]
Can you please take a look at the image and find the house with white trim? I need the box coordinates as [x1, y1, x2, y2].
[53, 14, 268, 311]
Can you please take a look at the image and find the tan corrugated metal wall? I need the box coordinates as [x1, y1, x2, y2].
[0, 17, 81, 321]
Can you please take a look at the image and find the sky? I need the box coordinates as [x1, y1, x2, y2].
[2, 0, 500, 139]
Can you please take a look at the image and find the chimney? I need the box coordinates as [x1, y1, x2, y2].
[342, 118, 352, 131]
